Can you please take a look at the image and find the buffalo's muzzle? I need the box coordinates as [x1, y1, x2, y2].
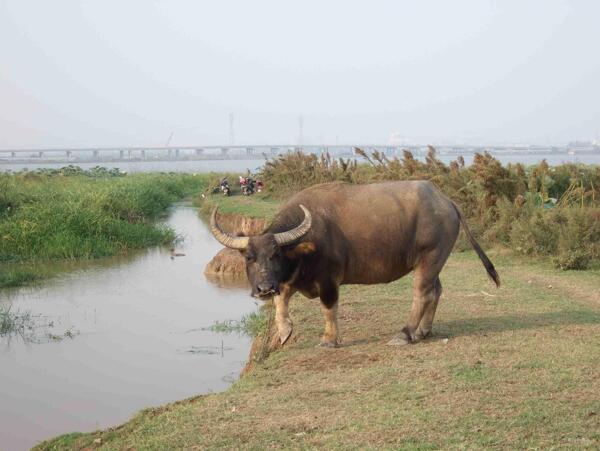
[253, 282, 279, 299]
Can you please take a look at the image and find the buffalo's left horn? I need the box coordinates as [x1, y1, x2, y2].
[209, 207, 249, 250]
[274, 204, 312, 246]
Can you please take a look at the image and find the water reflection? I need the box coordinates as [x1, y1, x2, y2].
[0, 205, 256, 451]
[204, 272, 250, 290]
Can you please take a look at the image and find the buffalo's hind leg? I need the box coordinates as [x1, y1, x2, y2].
[318, 282, 339, 348]
[416, 277, 442, 340]
[388, 251, 448, 346]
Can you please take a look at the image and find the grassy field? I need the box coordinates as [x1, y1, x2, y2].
[200, 191, 281, 220]
[0, 170, 210, 288]
[37, 194, 600, 450]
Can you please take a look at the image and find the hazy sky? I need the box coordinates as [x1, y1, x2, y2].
[1, 0, 599, 148]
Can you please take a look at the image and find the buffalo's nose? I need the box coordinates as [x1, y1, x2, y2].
[256, 283, 276, 295]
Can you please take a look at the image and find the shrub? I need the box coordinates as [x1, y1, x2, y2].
[259, 151, 361, 196]
[553, 207, 600, 270]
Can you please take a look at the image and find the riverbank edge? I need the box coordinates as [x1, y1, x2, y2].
[199, 194, 283, 374]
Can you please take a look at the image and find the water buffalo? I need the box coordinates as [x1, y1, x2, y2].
[209, 181, 499, 347]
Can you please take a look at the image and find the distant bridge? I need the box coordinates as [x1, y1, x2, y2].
[0, 143, 586, 164]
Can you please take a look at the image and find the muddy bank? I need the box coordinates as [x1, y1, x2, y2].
[211, 213, 268, 236]
[204, 213, 268, 278]
[204, 248, 247, 279]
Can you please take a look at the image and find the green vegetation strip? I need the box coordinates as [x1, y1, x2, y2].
[200, 192, 280, 221]
[0, 169, 211, 287]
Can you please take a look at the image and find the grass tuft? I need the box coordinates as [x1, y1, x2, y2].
[210, 308, 270, 338]
[0, 305, 33, 337]
[0, 269, 41, 288]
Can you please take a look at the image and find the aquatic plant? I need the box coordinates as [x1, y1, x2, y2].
[0, 305, 34, 338]
[0, 269, 41, 288]
[210, 309, 270, 338]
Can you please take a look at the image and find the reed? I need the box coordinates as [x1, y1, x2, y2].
[258, 149, 600, 269]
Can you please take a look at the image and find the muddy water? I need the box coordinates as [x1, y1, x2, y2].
[0, 206, 256, 451]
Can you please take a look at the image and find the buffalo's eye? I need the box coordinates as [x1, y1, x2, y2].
[245, 253, 255, 262]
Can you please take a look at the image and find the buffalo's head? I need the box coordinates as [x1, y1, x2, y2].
[209, 205, 314, 299]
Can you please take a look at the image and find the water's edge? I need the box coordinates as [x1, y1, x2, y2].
[0, 205, 257, 451]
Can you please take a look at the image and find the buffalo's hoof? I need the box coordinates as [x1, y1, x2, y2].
[278, 321, 293, 345]
[317, 339, 338, 348]
[415, 330, 431, 341]
[387, 334, 411, 346]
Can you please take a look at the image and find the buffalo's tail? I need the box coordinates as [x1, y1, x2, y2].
[452, 202, 500, 287]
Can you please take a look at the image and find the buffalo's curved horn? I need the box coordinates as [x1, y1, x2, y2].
[274, 205, 312, 246]
[209, 207, 249, 250]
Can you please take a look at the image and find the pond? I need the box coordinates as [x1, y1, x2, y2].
[0, 205, 256, 451]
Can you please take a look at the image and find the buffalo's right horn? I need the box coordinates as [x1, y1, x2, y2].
[274, 204, 312, 246]
[209, 207, 249, 250]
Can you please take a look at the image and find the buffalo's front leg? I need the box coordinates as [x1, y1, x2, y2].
[318, 282, 339, 347]
[274, 284, 295, 345]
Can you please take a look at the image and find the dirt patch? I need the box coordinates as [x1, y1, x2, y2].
[205, 248, 247, 278]
[287, 350, 383, 372]
[215, 213, 268, 236]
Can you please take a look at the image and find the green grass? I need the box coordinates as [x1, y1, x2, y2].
[0, 170, 211, 288]
[200, 192, 281, 220]
[36, 194, 600, 450]
[210, 307, 272, 338]
[0, 268, 41, 288]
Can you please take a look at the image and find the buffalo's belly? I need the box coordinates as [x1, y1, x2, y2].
[342, 257, 413, 285]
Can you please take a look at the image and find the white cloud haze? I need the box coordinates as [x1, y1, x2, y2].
[1, 0, 599, 148]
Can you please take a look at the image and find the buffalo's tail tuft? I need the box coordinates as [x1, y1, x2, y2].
[452, 202, 500, 287]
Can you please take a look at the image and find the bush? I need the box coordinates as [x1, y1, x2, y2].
[259, 150, 362, 196]
[553, 208, 600, 270]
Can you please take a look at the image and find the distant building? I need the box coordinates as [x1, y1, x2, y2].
[567, 140, 596, 154]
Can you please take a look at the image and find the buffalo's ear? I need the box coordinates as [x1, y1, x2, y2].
[285, 241, 317, 260]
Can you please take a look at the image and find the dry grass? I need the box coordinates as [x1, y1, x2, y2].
[37, 250, 600, 450]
